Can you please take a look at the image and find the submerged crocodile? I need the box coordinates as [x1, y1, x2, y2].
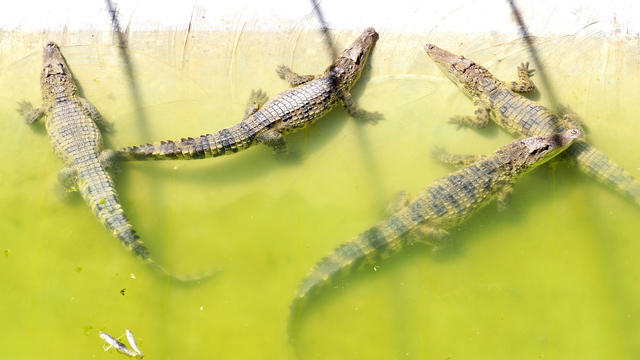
[119, 27, 381, 160]
[18, 42, 207, 283]
[424, 43, 640, 206]
[290, 128, 581, 327]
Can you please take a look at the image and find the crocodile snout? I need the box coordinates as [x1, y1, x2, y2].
[363, 27, 378, 40]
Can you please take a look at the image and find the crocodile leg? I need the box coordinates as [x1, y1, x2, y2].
[509, 62, 536, 93]
[243, 89, 269, 119]
[17, 101, 46, 124]
[340, 91, 383, 122]
[80, 98, 113, 133]
[98, 150, 120, 170]
[449, 100, 490, 128]
[256, 129, 287, 154]
[58, 166, 79, 192]
[497, 183, 513, 211]
[276, 65, 316, 86]
[407, 224, 450, 247]
[432, 148, 486, 166]
[385, 191, 410, 215]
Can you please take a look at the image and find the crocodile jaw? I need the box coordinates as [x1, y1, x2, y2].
[424, 43, 475, 87]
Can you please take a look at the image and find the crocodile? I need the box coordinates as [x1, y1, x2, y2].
[289, 128, 582, 328]
[17, 42, 208, 283]
[118, 27, 381, 160]
[424, 43, 640, 206]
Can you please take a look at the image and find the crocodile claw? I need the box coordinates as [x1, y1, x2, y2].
[275, 65, 291, 80]
[249, 89, 269, 105]
[362, 111, 384, 124]
[519, 62, 535, 77]
[448, 115, 465, 129]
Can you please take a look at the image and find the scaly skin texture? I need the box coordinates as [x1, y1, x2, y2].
[424, 43, 640, 206]
[119, 27, 381, 160]
[18, 42, 208, 284]
[290, 129, 582, 329]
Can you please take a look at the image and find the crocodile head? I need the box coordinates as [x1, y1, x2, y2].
[424, 43, 498, 98]
[510, 128, 582, 174]
[329, 27, 378, 90]
[40, 41, 78, 101]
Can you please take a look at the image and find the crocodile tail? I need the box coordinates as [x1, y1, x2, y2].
[77, 160, 216, 284]
[77, 160, 150, 257]
[289, 215, 414, 337]
[118, 122, 257, 161]
[568, 140, 640, 205]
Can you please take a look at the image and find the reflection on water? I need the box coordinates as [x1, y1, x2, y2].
[0, 29, 639, 359]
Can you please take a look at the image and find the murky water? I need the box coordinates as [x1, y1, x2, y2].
[1, 29, 639, 359]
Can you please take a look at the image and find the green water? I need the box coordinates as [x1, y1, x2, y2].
[1, 30, 639, 359]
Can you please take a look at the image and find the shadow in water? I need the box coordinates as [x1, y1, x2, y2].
[105, 0, 150, 139]
[102, 8, 187, 342]
[507, 0, 560, 113]
[25, 120, 47, 136]
[309, 0, 386, 206]
[289, 3, 409, 353]
[310, 0, 338, 60]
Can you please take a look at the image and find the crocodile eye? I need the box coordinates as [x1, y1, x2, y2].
[531, 144, 550, 155]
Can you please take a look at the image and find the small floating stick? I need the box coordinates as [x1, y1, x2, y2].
[100, 330, 143, 358]
[125, 329, 144, 357]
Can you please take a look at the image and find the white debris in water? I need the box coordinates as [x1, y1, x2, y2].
[373, 265, 380, 272]
[130, 273, 136, 279]
[200, 306, 204, 311]
[100, 331, 139, 358]
[100, 329, 144, 358]
[125, 329, 144, 357]
[173, 165, 180, 171]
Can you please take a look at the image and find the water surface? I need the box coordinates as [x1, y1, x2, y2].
[1, 29, 639, 359]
